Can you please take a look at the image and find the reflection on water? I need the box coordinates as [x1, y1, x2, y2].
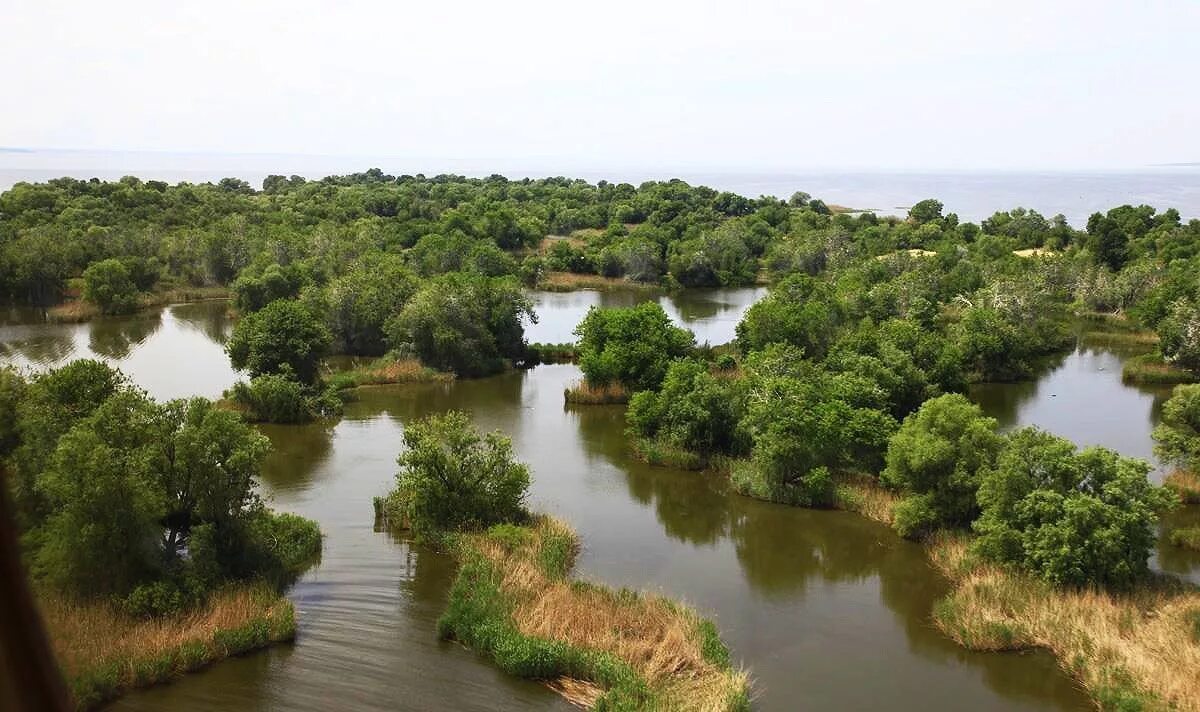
[526, 286, 768, 345]
[0, 300, 238, 400]
[8, 295, 1191, 710]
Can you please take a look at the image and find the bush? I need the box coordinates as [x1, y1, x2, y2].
[574, 302, 694, 391]
[974, 428, 1177, 589]
[226, 299, 332, 385]
[1153, 384, 1200, 475]
[880, 394, 1003, 538]
[626, 358, 747, 456]
[385, 411, 530, 537]
[229, 374, 340, 423]
[82, 258, 140, 314]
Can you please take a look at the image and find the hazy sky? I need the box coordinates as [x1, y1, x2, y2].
[5, 0, 1198, 170]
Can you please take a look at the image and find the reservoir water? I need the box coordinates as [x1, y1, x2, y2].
[3, 293, 1195, 710]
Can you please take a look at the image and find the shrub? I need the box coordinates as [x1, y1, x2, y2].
[574, 302, 694, 391]
[880, 394, 1003, 538]
[385, 411, 530, 537]
[1153, 384, 1200, 476]
[974, 428, 1177, 589]
[229, 374, 340, 423]
[82, 258, 140, 315]
[226, 299, 332, 385]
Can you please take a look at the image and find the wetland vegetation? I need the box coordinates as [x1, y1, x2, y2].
[3, 171, 1200, 709]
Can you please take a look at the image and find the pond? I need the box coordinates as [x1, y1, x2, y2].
[5, 293, 1192, 711]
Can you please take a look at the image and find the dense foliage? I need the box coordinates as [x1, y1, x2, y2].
[1153, 384, 1200, 475]
[574, 302, 695, 391]
[0, 362, 321, 616]
[226, 299, 332, 385]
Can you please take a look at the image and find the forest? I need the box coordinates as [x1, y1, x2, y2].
[2, 171, 1200, 710]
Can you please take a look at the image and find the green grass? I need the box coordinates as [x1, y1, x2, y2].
[1169, 526, 1200, 550]
[1122, 353, 1199, 385]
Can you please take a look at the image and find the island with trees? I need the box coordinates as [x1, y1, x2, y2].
[2, 171, 1200, 710]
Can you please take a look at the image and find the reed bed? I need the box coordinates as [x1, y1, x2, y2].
[1123, 354, 1199, 385]
[564, 381, 630, 405]
[39, 583, 296, 710]
[929, 535, 1200, 712]
[439, 517, 749, 711]
[1165, 470, 1200, 505]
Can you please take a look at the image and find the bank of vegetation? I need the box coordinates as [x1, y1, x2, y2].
[0, 361, 321, 708]
[375, 411, 749, 710]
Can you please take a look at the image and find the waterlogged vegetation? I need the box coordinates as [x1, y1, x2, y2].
[3, 171, 1200, 709]
[376, 412, 748, 709]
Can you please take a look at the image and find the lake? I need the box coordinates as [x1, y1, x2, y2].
[3, 293, 1196, 711]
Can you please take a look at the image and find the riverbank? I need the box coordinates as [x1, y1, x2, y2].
[535, 271, 661, 293]
[1123, 353, 1199, 386]
[40, 582, 296, 710]
[46, 286, 230, 323]
[832, 476, 1200, 711]
[438, 516, 750, 711]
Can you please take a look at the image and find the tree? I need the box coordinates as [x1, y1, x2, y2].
[1156, 300, 1200, 373]
[735, 354, 897, 506]
[386, 411, 529, 537]
[626, 358, 748, 455]
[574, 302, 695, 391]
[1153, 384, 1200, 475]
[230, 262, 311, 313]
[735, 274, 841, 359]
[1085, 213, 1130, 271]
[974, 428, 1175, 589]
[880, 394, 1003, 538]
[226, 299, 332, 385]
[385, 273, 533, 377]
[908, 199, 944, 225]
[320, 253, 418, 355]
[82, 258, 140, 314]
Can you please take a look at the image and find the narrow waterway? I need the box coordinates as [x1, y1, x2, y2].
[7, 294, 1193, 710]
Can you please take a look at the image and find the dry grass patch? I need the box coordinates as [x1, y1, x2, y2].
[1165, 470, 1200, 505]
[834, 473, 900, 526]
[564, 380, 630, 405]
[929, 535, 1200, 712]
[440, 517, 749, 710]
[47, 300, 100, 323]
[538, 271, 657, 292]
[1123, 354, 1199, 385]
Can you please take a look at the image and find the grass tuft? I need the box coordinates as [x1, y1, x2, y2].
[564, 381, 630, 405]
[1165, 470, 1200, 505]
[1169, 526, 1200, 550]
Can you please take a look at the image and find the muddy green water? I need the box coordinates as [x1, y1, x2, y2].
[6, 293, 1194, 711]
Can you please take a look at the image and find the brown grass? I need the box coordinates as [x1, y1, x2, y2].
[47, 300, 100, 323]
[345, 358, 453, 386]
[833, 473, 900, 526]
[564, 380, 630, 405]
[1165, 470, 1200, 505]
[40, 583, 295, 709]
[929, 535, 1200, 711]
[468, 518, 748, 710]
[538, 271, 657, 292]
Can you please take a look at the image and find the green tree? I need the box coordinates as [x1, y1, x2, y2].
[385, 273, 533, 377]
[574, 302, 695, 391]
[226, 299, 332, 384]
[974, 428, 1175, 589]
[880, 394, 1003, 539]
[320, 253, 418, 355]
[908, 199, 944, 225]
[1153, 384, 1200, 475]
[626, 358, 748, 455]
[1156, 300, 1200, 373]
[386, 411, 530, 537]
[82, 258, 140, 314]
[735, 275, 841, 359]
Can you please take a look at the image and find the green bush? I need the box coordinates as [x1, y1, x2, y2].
[1153, 384, 1200, 475]
[385, 411, 530, 537]
[82, 258, 140, 314]
[974, 428, 1177, 588]
[226, 299, 332, 385]
[229, 374, 340, 423]
[574, 302, 694, 391]
[881, 394, 1003, 538]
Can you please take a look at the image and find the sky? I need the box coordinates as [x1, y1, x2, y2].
[4, 0, 1198, 170]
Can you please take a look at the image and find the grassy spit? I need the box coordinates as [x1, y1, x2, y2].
[536, 271, 659, 293]
[439, 516, 750, 711]
[929, 536, 1200, 712]
[328, 357, 453, 390]
[40, 582, 296, 710]
[1122, 353, 1199, 386]
[564, 381, 630, 405]
[47, 286, 231, 323]
[1170, 526, 1200, 550]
